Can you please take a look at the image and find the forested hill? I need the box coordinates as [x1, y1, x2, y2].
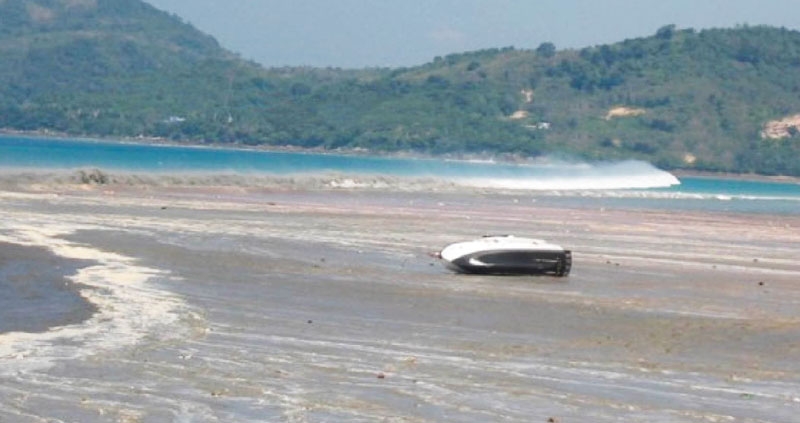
[2, 1, 800, 176]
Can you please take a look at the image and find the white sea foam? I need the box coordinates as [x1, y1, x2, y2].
[570, 189, 800, 202]
[0, 220, 194, 375]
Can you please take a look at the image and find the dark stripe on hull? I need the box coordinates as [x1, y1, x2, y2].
[448, 250, 571, 277]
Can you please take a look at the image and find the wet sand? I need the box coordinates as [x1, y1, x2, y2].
[0, 242, 95, 333]
[1, 183, 799, 422]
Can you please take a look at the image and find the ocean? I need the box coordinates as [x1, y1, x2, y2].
[1, 134, 798, 215]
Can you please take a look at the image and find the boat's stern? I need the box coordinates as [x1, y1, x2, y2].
[554, 250, 571, 277]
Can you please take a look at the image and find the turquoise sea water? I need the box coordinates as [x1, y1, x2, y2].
[1, 135, 799, 214]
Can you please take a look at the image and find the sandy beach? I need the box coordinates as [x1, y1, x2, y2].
[1, 179, 799, 422]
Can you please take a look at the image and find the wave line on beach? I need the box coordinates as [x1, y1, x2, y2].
[0, 221, 198, 375]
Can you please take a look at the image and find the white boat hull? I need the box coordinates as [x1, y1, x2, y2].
[439, 236, 571, 277]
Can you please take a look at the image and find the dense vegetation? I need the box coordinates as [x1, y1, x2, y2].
[2, 1, 800, 175]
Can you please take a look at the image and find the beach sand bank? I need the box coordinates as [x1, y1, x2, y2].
[1, 182, 799, 422]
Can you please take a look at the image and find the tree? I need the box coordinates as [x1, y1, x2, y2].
[656, 24, 676, 40]
[536, 42, 556, 58]
[290, 82, 311, 96]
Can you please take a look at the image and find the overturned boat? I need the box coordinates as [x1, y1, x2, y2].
[437, 235, 571, 276]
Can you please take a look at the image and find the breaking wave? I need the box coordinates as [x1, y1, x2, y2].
[453, 160, 680, 190]
[0, 159, 679, 192]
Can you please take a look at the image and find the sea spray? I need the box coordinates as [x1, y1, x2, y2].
[453, 160, 680, 190]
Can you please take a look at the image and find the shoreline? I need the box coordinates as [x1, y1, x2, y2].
[3, 129, 798, 184]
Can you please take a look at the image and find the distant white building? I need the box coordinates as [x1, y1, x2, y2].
[164, 116, 186, 124]
[524, 122, 551, 130]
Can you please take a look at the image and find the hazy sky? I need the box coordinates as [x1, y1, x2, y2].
[145, 0, 800, 69]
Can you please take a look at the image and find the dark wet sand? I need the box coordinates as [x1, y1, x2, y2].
[1, 185, 799, 422]
[0, 242, 95, 333]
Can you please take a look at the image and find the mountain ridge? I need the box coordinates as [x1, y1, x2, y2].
[1, 0, 799, 176]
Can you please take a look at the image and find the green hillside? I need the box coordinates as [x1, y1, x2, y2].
[1, 1, 800, 176]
